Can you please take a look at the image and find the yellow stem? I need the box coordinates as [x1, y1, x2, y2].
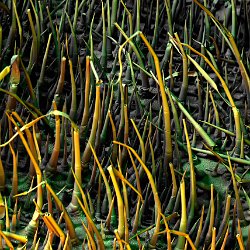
[139, 32, 172, 166]
[108, 165, 125, 239]
[113, 141, 161, 248]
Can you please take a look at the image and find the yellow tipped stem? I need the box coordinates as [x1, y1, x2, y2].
[108, 165, 125, 239]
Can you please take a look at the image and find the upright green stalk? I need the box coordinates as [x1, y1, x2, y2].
[54, 57, 66, 107]
[231, 0, 236, 39]
[115, 23, 149, 90]
[46, 6, 60, 66]
[194, 0, 250, 108]
[37, 33, 52, 107]
[29, 0, 41, 55]
[135, 0, 141, 43]
[27, 9, 38, 73]
[2, 0, 16, 58]
[164, 0, 173, 35]
[173, 33, 188, 102]
[110, 0, 118, 34]
[100, 2, 107, 71]
[152, 0, 159, 48]
[80, 56, 91, 138]
[179, 42, 241, 154]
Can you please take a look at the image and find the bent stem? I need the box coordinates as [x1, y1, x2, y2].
[45, 182, 79, 246]
[76, 196, 105, 250]
[113, 141, 161, 249]
[139, 32, 173, 167]
[183, 119, 197, 230]
[7, 113, 42, 236]
[108, 165, 125, 239]
[81, 59, 101, 167]
[46, 101, 60, 173]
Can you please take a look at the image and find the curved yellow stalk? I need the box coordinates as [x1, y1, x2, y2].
[70, 167, 91, 216]
[178, 41, 241, 154]
[45, 182, 79, 245]
[220, 226, 229, 250]
[217, 195, 231, 240]
[69, 130, 85, 212]
[113, 141, 161, 248]
[0, 230, 14, 250]
[112, 167, 143, 201]
[108, 165, 125, 239]
[127, 150, 142, 195]
[42, 213, 66, 248]
[4, 197, 10, 232]
[108, 111, 118, 163]
[114, 229, 124, 249]
[160, 213, 172, 250]
[183, 119, 197, 225]
[63, 233, 70, 250]
[120, 104, 129, 165]
[175, 179, 187, 250]
[81, 221, 97, 250]
[174, 33, 188, 101]
[34, 237, 40, 250]
[47, 101, 60, 172]
[106, 197, 115, 229]
[76, 196, 105, 250]
[89, 143, 113, 208]
[139, 32, 172, 167]
[10, 198, 17, 232]
[193, 0, 250, 95]
[11, 111, 37, 178]
[81, 60, 101, 167]
[7, 113, 42, 233]
[1, 231, 27, 244]
[170, 230, 196, 250]
[130, 119, 145, 175]
[236, 234, 245, 250]
[227, 153, 245, 221]
[194, 205, 204, 247]
[0, 66, 10, 81]
[54, 57, 66, 106]
[69, 59, 77, 121]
